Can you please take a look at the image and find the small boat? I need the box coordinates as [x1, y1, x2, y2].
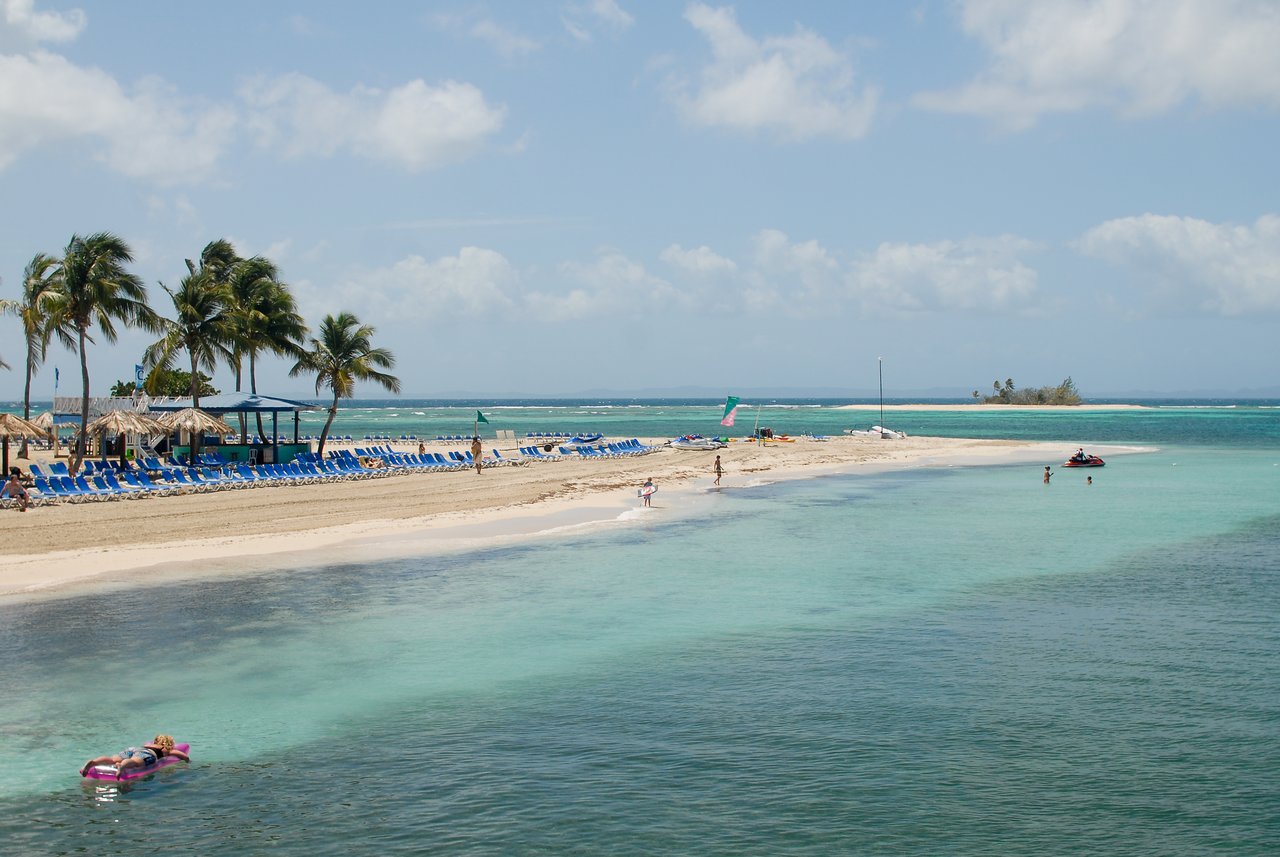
[670, 435, 726, 451]
[1063, 454, 1105, 467]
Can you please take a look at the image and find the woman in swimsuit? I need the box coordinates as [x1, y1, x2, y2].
[80, 734, 190, 779]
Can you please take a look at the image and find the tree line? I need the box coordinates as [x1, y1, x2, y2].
[1, 233, 399, 474]
[973, 377, 1082, 405]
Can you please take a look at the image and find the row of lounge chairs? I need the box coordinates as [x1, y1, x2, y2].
[558, 439, 661, 459]
[12, 436, 662, 505]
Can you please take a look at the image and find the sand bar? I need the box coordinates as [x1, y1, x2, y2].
[0, 435, 1138, 598]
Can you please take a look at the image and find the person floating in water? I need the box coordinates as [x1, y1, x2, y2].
[80, 734, 190, 779]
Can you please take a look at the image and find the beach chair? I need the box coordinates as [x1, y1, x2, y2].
[98, 471, 144, 497]
[74, 475, 115, 500]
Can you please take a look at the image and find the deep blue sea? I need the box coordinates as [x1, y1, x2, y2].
[1, 402, 1277, 855]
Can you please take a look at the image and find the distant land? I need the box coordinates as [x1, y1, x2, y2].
[6, 386, 1279, 408]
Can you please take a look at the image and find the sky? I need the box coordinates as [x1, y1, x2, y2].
[1, 0, 1278, 401]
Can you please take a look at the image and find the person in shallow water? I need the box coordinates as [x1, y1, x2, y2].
[80, 734, 189, 779]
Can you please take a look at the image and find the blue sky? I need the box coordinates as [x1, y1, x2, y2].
[2, 0, 1278, 400]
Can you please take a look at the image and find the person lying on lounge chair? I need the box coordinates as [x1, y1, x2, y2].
[80, 734, 190, 779]
[2, 471, 29, 511]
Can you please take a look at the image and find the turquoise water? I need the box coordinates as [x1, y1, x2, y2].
[1, 409, 1277, 854]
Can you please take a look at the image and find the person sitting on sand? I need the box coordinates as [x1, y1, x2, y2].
[80, 734, 189, 779]
[2, 470, 29, 512]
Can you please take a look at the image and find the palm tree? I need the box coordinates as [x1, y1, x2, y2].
[144, 270, 236, 456]
[1, 254, 62, 458]
[227, 257, 308, 440]
[46, 233, 160, 474]
[290, 312, 399, 456]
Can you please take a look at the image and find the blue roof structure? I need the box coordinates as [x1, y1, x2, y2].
[148, 394, 319, 413]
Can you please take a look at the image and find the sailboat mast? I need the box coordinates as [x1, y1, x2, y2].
[878, 357, 884, 429]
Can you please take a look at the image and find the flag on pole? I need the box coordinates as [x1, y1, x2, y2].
[134, 364, 145, 389]
[720, 395, 740, 427]
[475, 410, 489, 424]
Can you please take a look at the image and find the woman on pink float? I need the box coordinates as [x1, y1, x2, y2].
[80, 734, 190, 779]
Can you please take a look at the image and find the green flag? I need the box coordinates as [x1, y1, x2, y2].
[476, 410, 489, 424]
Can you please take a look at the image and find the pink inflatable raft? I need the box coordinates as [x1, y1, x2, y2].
[81, 743, 191, 781]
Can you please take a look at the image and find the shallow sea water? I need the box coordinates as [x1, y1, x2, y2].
[1, 441, 1277, 855]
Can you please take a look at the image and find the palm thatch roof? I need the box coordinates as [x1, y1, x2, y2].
[155, 407, 234, 436]
[0, 413, 46, 440]
[85, 409, 168, 437]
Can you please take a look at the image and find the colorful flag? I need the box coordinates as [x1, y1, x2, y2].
[476, 410, 489, 424]
[720, 395, 740, 427]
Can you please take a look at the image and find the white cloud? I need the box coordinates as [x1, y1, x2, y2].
[660, 243, 738, 275]
[914, 0, 1280, 129]
[0, 50, 235, 181]
[471, 19, 540, 58]
[241, 73, 505, 171]
[562, 0, 634, 43]
[1078, 213, 1280, 315]
[850, 236, 1041, 313]
[672, 3, 878, 141]
[539, 249, 679, 319]
[1, 0, 84, 50]
[307, 247, 520, 323]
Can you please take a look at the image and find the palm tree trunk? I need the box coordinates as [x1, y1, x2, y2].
[234, 357, 246, 439]
[18, 356, 33, 459]
[317, 395, 339, 458]
[251, 351, 266, 442]
[73, 328, 90, 475]
[190, 352, 202, 459]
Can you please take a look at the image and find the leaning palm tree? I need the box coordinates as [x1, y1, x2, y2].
[289, 312, 399, 456]
[226, 257, 308, 440]
[1, 254, 62, 458]
[46, 233, 160, 474]
[144, 270, 235, 456]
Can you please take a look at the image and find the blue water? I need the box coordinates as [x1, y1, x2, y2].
[1, 408, 1277, 855]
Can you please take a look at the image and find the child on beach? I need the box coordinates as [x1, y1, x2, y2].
[80, 734, 190, 779]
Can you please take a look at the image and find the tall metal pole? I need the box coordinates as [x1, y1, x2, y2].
[878, 357, 884, 429]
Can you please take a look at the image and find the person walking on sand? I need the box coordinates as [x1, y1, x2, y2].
[471, 435, 483, 474]
[713, 455, 723, 486]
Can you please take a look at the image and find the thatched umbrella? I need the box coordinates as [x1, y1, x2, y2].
[85, 410, 168, 467]
[156, 407, 233, 438]
[0, 413, 46, 475]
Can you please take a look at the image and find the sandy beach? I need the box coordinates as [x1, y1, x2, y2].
[0, 434, 1116, 597]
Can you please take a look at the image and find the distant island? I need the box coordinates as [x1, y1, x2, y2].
[974, 377, 1082, 406]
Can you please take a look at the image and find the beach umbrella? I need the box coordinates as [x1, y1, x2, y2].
[85, 410, 168, 466]
[155, 407, 233, 438]
[0, 413, 46, 475]
[32, 411, 53, 431]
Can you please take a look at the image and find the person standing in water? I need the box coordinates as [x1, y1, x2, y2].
[1043, 465, 1052, 484]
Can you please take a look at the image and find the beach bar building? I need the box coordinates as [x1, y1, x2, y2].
[148, 393, 319, 465]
